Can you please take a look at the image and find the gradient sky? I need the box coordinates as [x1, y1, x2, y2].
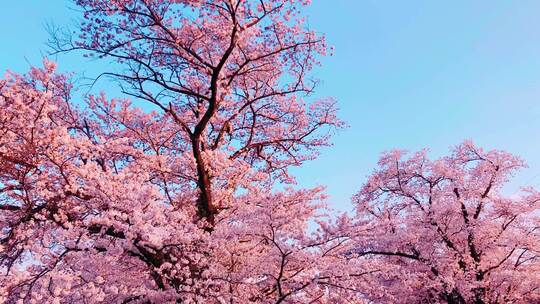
[3, 1, 540, 211]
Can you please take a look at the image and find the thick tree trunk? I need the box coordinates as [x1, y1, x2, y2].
[191, 136, 216, 222]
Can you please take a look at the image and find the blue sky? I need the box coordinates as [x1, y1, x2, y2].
[3, 1, 540, 211]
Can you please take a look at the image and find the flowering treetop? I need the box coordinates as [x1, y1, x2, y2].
[50, 0, 343, 220]
[349, 142, 540, 303]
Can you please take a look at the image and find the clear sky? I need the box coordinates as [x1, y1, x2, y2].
[3, 1, 540, 211]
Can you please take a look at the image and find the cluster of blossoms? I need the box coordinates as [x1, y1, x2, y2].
[1, 0, 540, 303]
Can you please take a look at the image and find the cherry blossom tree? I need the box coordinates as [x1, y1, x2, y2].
[50, 0, 342, 222]
[349, 142, 540, 303]
[1, 1, 355, 302]
[0, 63, 358, 303]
